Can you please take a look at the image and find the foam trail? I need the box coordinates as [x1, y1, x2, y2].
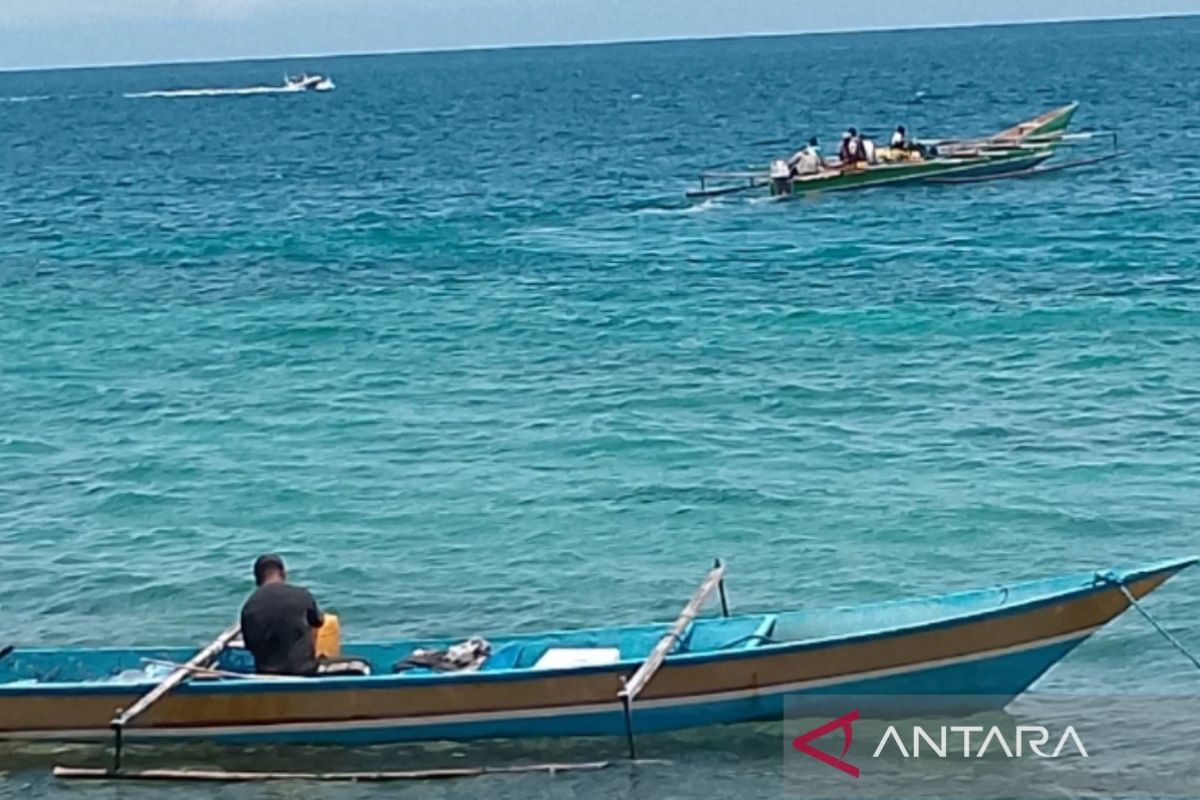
[125, 85, 305, 99]
[638, 198, 717, 216]
[0, 95, 53, 103]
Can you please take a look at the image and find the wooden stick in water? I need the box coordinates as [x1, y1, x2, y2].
[52, 760, 671, 782]
[619, 561, 726, 702]
[111, 622, 241, 730]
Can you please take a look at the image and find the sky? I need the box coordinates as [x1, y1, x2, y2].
[2, 0, 1199, 71]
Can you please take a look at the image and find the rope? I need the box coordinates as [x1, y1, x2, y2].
[1095, 571, 1200, 672]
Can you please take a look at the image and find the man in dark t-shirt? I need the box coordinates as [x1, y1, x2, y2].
[240, 554, 323, 675]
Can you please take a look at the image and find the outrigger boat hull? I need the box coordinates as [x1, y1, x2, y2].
[775, 147, 1053, 196]
[0, 558, 1192, 745]
[688, 104, 1089, 200]
[993, 101, 1079, 141]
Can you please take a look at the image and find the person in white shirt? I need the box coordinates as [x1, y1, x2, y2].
[787, 137, 824, 176]
[890, 125, 908, 149]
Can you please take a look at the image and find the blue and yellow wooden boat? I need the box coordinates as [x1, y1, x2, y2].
[0, 557, 1193, 746]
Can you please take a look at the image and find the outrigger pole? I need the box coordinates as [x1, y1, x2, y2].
[617, 560, 728, 759]
[918, 129, 1119, 150]
[107, 622, 241, 772]
[926, 130, 1123, 186]
[54, 761, 663, 783]
[689, 172, 769, 199]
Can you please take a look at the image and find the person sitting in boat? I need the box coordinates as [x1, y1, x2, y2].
[787, 137, 823, 176]
[862, 136, 877, 164]
[839, 128, 867, 166]
[890, 125, 908, 149]
[241, 554, 370, 676]
[240, 554, 324, 675]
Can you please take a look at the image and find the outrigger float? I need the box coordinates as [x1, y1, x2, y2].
[1, 556, 1197, 782]
[687, 103, 1120, 200]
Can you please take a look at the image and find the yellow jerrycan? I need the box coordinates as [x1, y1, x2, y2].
[315, 613, 342, 659]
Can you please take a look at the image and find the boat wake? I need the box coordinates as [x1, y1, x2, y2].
[128, 73, 333, 99]
[124, 85, 310, 99]
[0, 94, 53, 103]
[636, 198, 717, 216]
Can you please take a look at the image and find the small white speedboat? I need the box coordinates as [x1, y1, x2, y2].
[284, 73, 335, 92]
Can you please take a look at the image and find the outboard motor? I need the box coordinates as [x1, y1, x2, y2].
[769, 159, 792, 196]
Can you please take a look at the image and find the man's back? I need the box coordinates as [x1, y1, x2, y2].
[240, 582, 322, 675]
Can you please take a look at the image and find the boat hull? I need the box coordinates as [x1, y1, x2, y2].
[24, 634, 1087, 746]
[0, 560, 1191, 746]
[775, 148, 1053, 196]
[688, 104, 1084, 199]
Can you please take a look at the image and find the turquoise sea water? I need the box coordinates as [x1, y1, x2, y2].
[2, 16, 1200, 799]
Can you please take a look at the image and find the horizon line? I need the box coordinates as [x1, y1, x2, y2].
[2, 10, 1197, 74]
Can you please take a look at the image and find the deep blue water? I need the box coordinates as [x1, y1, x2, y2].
[2, 16, 1200, 799]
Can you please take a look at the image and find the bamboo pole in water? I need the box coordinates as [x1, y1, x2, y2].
[52, 760, 670, 782]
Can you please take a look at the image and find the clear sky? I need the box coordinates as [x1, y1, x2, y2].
[3, 0, 1199, 71]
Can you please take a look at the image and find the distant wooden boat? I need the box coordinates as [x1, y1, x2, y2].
[687, 103, 1101, 200]
[690, 145, 1055, 199]
[0, 557, 1192, 746]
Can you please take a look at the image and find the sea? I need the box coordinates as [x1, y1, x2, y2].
[1, 15, 1199, 799]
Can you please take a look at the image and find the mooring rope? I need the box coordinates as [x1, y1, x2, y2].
[1095, 570, 1200, 672]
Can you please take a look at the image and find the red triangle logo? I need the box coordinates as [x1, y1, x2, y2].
[792, 709, 861, 778]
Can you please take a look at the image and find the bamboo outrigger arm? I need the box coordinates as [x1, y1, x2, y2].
[108, 622, 242, 772]
[917, 129, 1120, 150]
[617, 560, 728, 758]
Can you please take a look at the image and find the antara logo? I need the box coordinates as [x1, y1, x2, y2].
[792, 710, 1088, 777]
[873, 724, 1089, 759]
[792, 710, 861, 777]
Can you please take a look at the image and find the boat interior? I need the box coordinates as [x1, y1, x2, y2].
[0, 564, 1166, 689]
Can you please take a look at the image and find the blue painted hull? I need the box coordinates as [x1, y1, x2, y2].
[208, 634, 1086, 745]
[0, 558, 1192, 746]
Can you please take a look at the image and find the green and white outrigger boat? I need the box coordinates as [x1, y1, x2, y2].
[687, 103, 1116, 200]
[941, 101, 1080, 150]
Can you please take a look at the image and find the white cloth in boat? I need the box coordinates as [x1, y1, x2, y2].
[532, 647, 620, 670]
[315, 657, 372, 676]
